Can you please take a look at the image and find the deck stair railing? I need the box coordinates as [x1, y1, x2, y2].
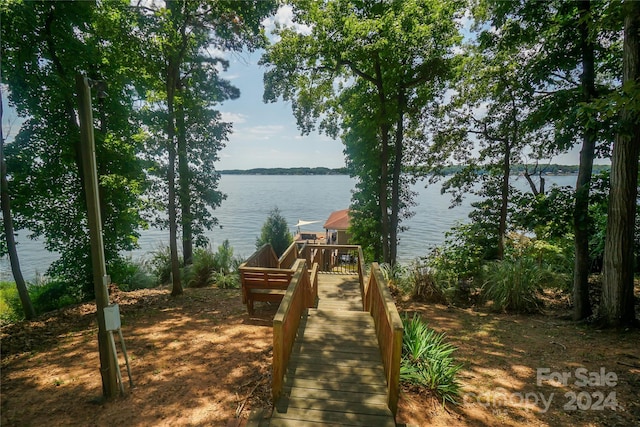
[272, 259, 318, 400]
[364, 262, 404, 416]
[277, 241, 299, 269]
[299, 244, 361, 274]
[240, 243, 402, 419]
[242, 243, 278, 268]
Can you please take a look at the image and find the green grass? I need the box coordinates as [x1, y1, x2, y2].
[0, 281, 20, 323]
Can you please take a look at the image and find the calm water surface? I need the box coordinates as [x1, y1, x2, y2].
[1, 174, 577, 281]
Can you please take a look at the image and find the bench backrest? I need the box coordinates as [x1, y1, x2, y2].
[240, 268, 295, 290]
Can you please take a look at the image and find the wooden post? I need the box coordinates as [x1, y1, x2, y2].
[272, 318, 284, 401]
[388, 319, 403, 416]
[76, 74, 118, 399]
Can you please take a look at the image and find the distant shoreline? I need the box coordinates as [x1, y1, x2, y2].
[219, 164, 610, 176]
[220, 167, 348, 175]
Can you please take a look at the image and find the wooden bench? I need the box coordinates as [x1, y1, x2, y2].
[240, 268, 295, 314]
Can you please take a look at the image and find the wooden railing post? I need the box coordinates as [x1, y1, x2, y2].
[272, 317, 284, 401]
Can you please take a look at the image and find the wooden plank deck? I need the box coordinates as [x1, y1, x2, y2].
[266, 273, 395, 426]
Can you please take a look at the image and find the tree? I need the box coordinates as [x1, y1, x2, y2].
[263, 0, 462, 265]
[138, 0, 276, 296]
[600, 1, 640, 327]
[473, 0, 621, 320]
[256, 207, 293, 257]
[1, 0, 148, 297]
[0, 86, 35, 319]
[430, 30, 540, 260]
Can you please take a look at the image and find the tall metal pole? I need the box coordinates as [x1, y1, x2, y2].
[75, 74, 118, 399]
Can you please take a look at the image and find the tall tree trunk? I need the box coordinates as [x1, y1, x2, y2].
[0, 90, 35, 320]
[498, 139, 510, 260]
[374, 55, 391, 264]
[176, 97, 193, 266]
[389, 90, 405, 266]
[573, 0, 597, 320]
[379, 128, 390, 264]
[167, 64, 183, 296]
[600, 2, 640, 327]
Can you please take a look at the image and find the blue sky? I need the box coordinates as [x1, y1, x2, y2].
[216, 50, 346, 170]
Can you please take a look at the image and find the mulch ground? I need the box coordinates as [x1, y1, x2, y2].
[1, 285, 639, 426]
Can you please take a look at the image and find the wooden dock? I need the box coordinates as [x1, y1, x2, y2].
[262, 273, 396, 426]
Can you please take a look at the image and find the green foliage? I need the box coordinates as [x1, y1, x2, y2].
[109, 257, 156, 292]
[212, 271, 239, 290]
[0, 281, 21, 324]
[405, 259, 450, 304]
[481, 257, 547, 314]
[510, 185, 575, 240]
[186, 247, 217, 288]
[28, 278, 83, 315]
[427, 221, 493, 289]
[401, 314, 462, 406]
[262, 0, 463, 265]
[148, 241, 240, 288]
[256, 207, 293, 257]
[148, 245, 180, 285]
[1, 0, 148, 299]
[0, 278, 84, 322]
[212, 239, 235, 275]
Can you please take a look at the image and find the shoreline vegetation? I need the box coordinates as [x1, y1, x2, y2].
[220, 164, 611, 176]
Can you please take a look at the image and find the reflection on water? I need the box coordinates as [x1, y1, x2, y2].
[0, 174, 577, 281]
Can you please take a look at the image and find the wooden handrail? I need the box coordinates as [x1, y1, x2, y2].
[300, 244, 361, 274]
[278, 241, 298, 269]
[272, 259, 317, 401]
[242, 243, 278, 268]
[364, 263, 403, 417]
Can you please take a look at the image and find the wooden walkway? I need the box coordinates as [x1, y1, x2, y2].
[262, 273, 395, 426]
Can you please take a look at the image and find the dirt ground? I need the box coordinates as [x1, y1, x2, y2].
[1, 285, 639, 427]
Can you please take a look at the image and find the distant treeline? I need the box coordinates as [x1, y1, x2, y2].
[430, 163, 610, 176]
[220, 164, 610, 176]
[220, 167, 348, 175]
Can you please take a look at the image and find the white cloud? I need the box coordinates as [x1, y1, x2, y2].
[220, 112, 248, 124]
[247, 125, 285, 135]
[262, 5, 312, 42]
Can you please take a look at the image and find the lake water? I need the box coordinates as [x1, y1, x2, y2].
[0, 174, 578, 281]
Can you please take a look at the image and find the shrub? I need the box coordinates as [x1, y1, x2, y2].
[189, 247, 216, 288]
[187, 241, 240, 288]
[405, 260, 448, 304]
[505, 233, 573, 290]
[426, 222, 492, 290]
[29, 278, 82, 314]
[481, 257, 546, 313]
[379, 262, 410, 294]
[108, 257, 156, 291]
[148, 245, 181, 285]
[256, 207, 293, 257]
[213, 239, 235, 275]
[401, 313, 462, 406]
[212, 271, 239, 289]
